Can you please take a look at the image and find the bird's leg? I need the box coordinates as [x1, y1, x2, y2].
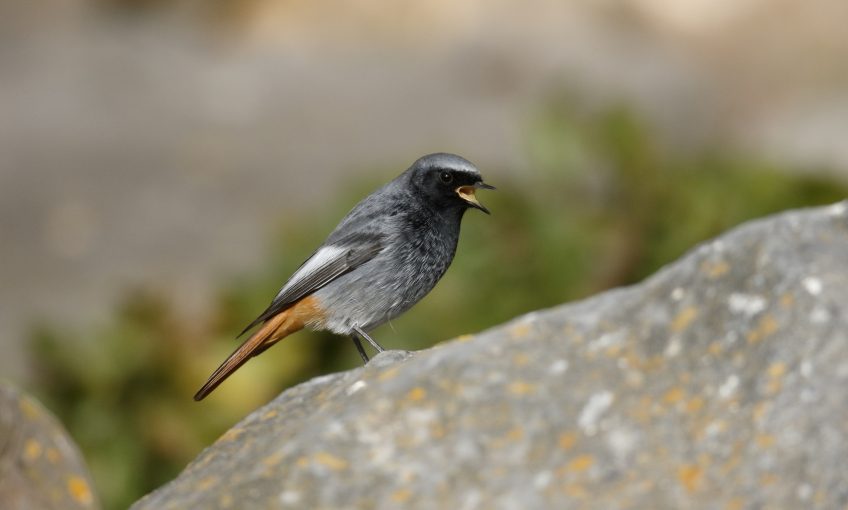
[351, 334, 370, 363]
[353, 324, 385, 353]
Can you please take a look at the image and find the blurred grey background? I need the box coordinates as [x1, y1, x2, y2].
[2, 0, 847, 381]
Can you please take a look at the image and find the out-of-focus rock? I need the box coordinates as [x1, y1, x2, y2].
[132, 202, 848, 509]
[0, 384, 99, 510]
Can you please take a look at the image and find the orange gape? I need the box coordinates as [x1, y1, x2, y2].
[193, 296, 325, 400]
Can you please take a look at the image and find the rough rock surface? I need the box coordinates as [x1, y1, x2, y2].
[133, 203, 848, 510]
[0, 384, 100, 510]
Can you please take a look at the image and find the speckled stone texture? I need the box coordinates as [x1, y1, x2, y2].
[134, 202, 848, 510]
[0, 384, 100, 510]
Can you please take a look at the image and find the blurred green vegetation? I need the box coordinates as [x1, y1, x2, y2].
[28, 97, 847, 510]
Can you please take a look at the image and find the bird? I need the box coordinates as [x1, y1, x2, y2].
[194, 153, 494, 401]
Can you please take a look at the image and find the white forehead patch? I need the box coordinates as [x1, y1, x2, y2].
[451, 164, 481, 178]
[416, 153, 480, 178]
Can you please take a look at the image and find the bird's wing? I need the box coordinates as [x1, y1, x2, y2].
[237, 231, 386, 336]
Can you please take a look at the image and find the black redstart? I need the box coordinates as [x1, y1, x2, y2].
[194, 153, 494, 400]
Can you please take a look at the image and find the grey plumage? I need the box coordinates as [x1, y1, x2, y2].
[194, 153, 492, 400]
[314, 153, 482, 334]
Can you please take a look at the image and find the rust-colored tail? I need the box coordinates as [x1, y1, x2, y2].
[193, 297, 321, 401]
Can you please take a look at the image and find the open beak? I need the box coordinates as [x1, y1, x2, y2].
[456, 182, 496, 214]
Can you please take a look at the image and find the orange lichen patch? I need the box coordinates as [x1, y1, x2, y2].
[261, 409, 278, 421]
[391, 489, 413, 503]
[195, 476, 220, 491]
[779, 293, 795, 308]
[752, 402, 770, 424]
[506, 427, 524, 442]
[732, 352, 746, 366]
[755, 434, 776, 448]
[567, 455, 594, 473]
[314, 452, 348, 471]
[295, 456, 309, 468]
[671, 307, 698, 333]
[218, 428, 245, 443]
[558, 432, 578, 450]
[66, 476, 93, 505]
[767, 362, 787, 378]
[616, 350, 640, 369]
[378, 367, 400, 381]
[491, 466, 508, 478]
[765, 369, 784, 394]
[23, 439, 42, 461]
[765, 381, 782, 395]
[491, 426, 525, 448]
[641, 355, 667, 373]
[429, 422, 446, 439]
[19, 397, 41, 419]
[434, 379, 458, 394]
[193, 453, 216, 470]
[701, 260, 730, 278]
[677, 464, 703, 493]
[455, 334, 474, 343]
[708, 341, 723, 356]
[725, 498, 745, 510]
[604, 344, 623, 357]
[624, 371, 646, 390]
[512, 353, 530, 366]
[567, 332, 585, 345]
[663, 387, 686, 405]
[746, 314, 778, 343]
[631, 396, 654, 423]
[406, 387, 427, 402]
[563, 484, 589, 498]
[692, 421, 709, 441]
[509, 322, 533, 339]
[46, 448, 61, 464]
[719, 442, 744, 475]
[262, 452, 285, 468]
[760, 473, 777, 486]
[686, 396, 705, 414]
[508, 381, 537, 396]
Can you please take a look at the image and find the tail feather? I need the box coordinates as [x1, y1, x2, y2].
[193, 311, 303, 401]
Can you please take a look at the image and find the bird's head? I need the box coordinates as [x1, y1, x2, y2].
[408, 153, 495, 215]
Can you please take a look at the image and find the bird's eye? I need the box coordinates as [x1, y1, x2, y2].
[439, 171, 453, 184]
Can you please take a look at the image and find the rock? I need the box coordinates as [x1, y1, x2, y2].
[133, 202, 848, 510]
[0, 384, 100, 510]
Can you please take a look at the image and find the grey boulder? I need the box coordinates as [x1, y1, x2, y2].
[0, 384, 100, 510]
[133, 202, 848, 510]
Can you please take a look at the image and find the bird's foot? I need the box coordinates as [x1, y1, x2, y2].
[353, 324, 385, 353]
[351, 335, 370, 363]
